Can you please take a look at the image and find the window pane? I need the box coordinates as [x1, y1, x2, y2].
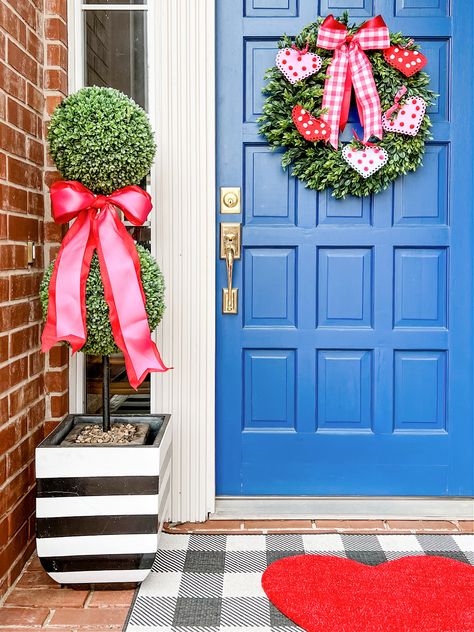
[84, 1, 146, 5]
[84, 10, 147, 109]
[84, 8, 151, 416]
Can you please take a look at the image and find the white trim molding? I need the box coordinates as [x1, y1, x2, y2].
[151, 0, 216, 522]
[213, 497, 474, 521]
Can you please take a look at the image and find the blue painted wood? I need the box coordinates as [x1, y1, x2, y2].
[216, 0, 474, 495]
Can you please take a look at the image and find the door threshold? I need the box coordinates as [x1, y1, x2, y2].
[212, 496, 474, 520]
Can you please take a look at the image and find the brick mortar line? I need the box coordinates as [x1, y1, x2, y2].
[0, 538, 36, 605]
[0, 347, 42, 370]
[0, 71, 45, 114]
[1, 144, 47, 166]
[0, 458, 38, 491]
[1, 17, 45, 59]
[1, 1, 42, 29]
[0, 213, 45, 221]
[0, 426, 44, 459]
[42, 609, 55, 626]
[2, 263, 52, 273]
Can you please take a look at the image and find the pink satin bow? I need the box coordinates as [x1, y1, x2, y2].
[41, 180, 169, 390]
[317, 15, 390, 148]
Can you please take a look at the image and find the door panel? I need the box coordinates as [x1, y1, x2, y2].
[216, 0, 474, 496]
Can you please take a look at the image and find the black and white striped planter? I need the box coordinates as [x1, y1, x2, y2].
[35, 414, 171, 586]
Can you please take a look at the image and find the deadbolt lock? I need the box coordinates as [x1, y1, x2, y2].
[220, 187, 241, 214]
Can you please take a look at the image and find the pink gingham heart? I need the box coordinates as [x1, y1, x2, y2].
[382, 96, 426, 137]
[342, 145, 388, 178]
[276, 47, 322, 84]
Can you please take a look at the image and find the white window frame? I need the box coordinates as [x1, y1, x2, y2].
[67, 1, 153, 416]
[66, 0, 216, 522]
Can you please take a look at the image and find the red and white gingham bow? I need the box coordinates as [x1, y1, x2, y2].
[317, 15, 390, 149]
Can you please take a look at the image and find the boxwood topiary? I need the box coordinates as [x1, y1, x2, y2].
[47, 86, 156, 194]
[40, 245, 165, 356]
[42, 87, 165, 358]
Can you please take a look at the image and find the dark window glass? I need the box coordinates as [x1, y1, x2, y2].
[84, 8, 151, 415]
[84, 10, 147, 109]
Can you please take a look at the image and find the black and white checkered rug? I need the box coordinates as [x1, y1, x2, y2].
[125, 532, 474, 631]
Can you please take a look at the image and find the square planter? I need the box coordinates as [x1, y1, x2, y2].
[35, 414, 171, 586]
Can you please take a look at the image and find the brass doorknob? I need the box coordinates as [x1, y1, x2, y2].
[220, 223, 241, 314]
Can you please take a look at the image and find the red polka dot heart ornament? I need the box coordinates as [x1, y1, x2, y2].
[342, 133, 388, 179]
[276, 44, 322, 84]
[383, 42, 427, 77]
[292, 106, 330, 142]
[382, 86, 426, 137]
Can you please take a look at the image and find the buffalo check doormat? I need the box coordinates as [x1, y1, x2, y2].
[125, 532, 474, 631]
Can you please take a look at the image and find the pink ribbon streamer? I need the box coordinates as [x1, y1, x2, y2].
[385, 85, 408, 119]
[41, 180, 170, 390]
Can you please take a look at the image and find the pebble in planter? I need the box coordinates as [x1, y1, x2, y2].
[36, 87, 171, 586]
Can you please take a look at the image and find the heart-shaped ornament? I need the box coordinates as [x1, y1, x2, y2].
[292, 106, 330, 142]
[342, 144, 388, 178]
[384, 45, 427, 77]
[262, 555, 474, 632]
[276, 48, 322, 84]
[382, 96, 426, 136]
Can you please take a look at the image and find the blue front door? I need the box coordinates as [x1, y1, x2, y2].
[216, 1, 474, 496]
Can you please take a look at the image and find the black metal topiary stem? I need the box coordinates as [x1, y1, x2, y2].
[102, 355, 111, 432]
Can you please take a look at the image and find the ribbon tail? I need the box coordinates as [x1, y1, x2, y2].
[95, 206, 169, 390]
[339, 63, 352, 132]
[41, 211, 93, 354]
[350, 48, 383, 143]
[322, 49, 349, 149]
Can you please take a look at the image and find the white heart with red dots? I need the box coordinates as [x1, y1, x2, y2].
[382, 96, 426, 137]
[276, 48, 322, 84]
[342, 145, 389, 178]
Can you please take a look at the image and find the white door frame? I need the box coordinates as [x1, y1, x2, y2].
[66, 3, 472, 523]
[66, 0, 216, 523]
[149, 0, 216, 522]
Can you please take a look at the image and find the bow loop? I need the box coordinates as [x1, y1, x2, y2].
[107, 185, 152, 226]
[50, 180, 96, 223]
[42, 180, 169, 389]
[316, 14, 390, 148]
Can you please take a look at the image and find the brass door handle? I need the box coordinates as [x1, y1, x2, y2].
[220, 223, 241, 314]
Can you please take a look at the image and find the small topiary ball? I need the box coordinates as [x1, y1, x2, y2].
[47, 86, 156, 194]
[40, 245, 165, 356]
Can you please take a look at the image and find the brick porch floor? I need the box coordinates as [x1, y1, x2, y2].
[0, 520, 472, 630]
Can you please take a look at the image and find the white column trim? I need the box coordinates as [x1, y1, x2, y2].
[151, 0, 216, 521]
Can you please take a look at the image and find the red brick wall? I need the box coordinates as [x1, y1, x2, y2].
[0, 0, 69, 597]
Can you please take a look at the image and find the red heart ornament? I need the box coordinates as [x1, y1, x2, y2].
[384, 45, 427, 77]
[292, 105, 330, 142]
[262, 555, 474, 632]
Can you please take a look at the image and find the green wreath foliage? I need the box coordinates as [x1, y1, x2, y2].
[259, 15, 436, 198]
[47, 87, 156, 195]
[40, 245, 165, 356]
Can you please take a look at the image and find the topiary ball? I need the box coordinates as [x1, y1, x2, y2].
[40, 245, 165, 356]
[47, 86, 156, 194]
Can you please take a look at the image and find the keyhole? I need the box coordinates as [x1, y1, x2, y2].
[224, 193, 237, 208]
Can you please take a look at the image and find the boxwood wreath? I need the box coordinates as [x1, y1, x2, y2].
[41, 86, 168, 377]
[259, 15, 436, 198]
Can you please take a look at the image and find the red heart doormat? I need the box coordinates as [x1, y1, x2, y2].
[262, 555, 474, 632]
